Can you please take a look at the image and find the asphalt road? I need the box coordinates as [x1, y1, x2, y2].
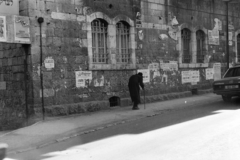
[8, 97, 240, 160]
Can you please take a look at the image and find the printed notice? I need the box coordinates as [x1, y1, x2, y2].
[137, 69, 150, 83]
[14, 16, 30, 43]
[0, 16, 7, 42]
[75, 71, 92, 88]
[181, 71, 191, 84]
[206, 68, 214, 80]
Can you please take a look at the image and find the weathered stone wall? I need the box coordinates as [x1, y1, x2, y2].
[0, 43, 31, 130]
[15, 0, 240, 116]
[17, 0, 141, 111]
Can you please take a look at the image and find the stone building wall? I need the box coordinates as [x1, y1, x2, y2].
[17, 0, 142, 112]
[14, 0, 240, 117]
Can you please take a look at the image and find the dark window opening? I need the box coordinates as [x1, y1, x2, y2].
[109, 96, 120, 107]
[91, 19, 108, 63]
[116, 21, 130, 63]
[181, 28, 191, 63]
[196, 30, 205, 63]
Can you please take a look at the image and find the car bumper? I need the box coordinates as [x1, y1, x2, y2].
[213, 90, 240, 96]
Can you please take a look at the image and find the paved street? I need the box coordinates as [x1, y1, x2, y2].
[5, 94, 240, 160]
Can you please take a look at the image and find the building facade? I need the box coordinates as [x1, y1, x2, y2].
[1, 0, 240, 130]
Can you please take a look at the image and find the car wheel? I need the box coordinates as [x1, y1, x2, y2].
[222, 95, 232, 102]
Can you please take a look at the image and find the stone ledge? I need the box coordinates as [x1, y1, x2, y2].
[34, 90, 200, 117]
[34, 101, 110, 117]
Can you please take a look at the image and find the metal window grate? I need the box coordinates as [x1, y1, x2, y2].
[196, 30, 205, 63]
[91, 19, 108, 63]
[116, 21, 130, 63]
[109, 96, 120, 107]
[182, 29, 191, 63]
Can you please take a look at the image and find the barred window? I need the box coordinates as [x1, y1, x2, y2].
[181, 28, 191, 63]
[91, 19, 108, 63]
[116, 21, 130, 63]
[196, 30, 205, 63]
[237, 34, 240, 62]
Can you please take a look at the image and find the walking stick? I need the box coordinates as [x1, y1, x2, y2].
[144, 89, 146, 109]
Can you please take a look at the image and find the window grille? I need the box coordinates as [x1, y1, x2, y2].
[91, 19, 108, 63]
[116, 21, 130, 63]
[237, 34, 240, 62]
[182, 29, 191, 63]
[196, 30, 205, 63]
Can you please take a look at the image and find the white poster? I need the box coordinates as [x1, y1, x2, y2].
[208, 30, 219, 45]
[137, 69, 150, 83]
[44, 57, 54, 70]
[182, 70, 200, 84]
[148, 63, 160, 78]
[0, 16, 7, 42]
[14, 16, 30, 42]
[75, 71, 92, 88]
[229, 32, 233, 46]
[214, 18, 222, 31]
[160, 62, 178, 71]
[206, 68, 214, 80]
[191, 70, 200, 83]
[181, 71, 191, 84]
[213, 63, 221, 80]
[0, 0, 19, 15]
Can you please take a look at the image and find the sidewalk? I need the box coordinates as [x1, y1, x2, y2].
[0, 91, 220, 155]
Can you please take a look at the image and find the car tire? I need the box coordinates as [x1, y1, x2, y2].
[222, 95, 232, 102]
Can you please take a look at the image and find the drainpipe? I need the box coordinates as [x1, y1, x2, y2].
[37, 17, 45, 120]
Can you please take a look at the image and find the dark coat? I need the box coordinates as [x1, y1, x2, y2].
[128, 74, 144, 103]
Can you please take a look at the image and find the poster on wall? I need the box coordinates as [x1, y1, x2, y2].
[206, 68, 214, 80]
[75, 71, 92, 88]
[137, 69, 150, 83]
[0, 0, 19, 15]
[148, 63, 160, 78]
[44, 57, 54, 70]
[181, 71, 191, 84]
[191, 70, 200, 83]
[14, 16, 30, 43]
[214, 18, 222, 31]
[213, 63, 221, 80]
[0, 16, 7, 42]
[182, 70, 200, 84]
[229, 32, 233, 46]
[160, 61, 178, 71]
[208, 30, 219, 45]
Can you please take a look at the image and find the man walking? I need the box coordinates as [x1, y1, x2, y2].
[128, 72, 144, 110]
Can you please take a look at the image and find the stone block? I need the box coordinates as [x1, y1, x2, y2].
[46, 2, 56, 12]
[120, 98, 130, 107]
[46, 106, 68, 116]
[54, 28, 63, 37]
[62, 4, 75, 14]
[52, 37, 62, 47]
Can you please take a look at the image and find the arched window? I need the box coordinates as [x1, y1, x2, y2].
[237, 34, 240, 62]
[196, 30, 205, 63]
[91, 19, 108, 63]
[181, 28, 191, 63]
[116, 21, 130, 63]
